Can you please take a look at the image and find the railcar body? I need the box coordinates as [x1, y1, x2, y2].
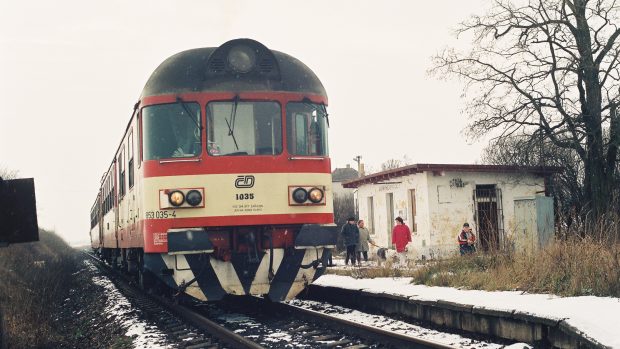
[89, 39, 336, 301]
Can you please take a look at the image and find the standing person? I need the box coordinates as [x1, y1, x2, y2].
[356, 219, 374, 264]
[457, 223, 476, 255]
[391, 217, 412, 265]
[341, 217, 360, 266]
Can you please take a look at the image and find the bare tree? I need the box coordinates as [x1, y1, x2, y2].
[381, 158, 403, 171]
[0, 167, 17, 180]
[333, 194, 356, 226]
[433, 0, 620, 218]
[482, 135, 584, 213]
[333, 194, 357, 250]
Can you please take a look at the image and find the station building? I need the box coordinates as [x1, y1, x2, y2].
[342, 163, 561, 259]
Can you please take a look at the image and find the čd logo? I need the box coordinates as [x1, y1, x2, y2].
[235, 175, 255, 188]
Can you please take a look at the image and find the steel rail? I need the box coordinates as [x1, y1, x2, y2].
[272, 301, 457, 349]
[84, 251, 264, 349]
[153, 295, 264, 349]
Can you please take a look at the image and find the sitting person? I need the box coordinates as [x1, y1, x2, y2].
[171, 121, 199, 157]
[208, 141, 220, 155]
[457, 223, 476, 255]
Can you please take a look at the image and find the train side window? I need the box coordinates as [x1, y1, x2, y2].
[138, 111, 143, 167]
[286, 102, 329, 156]
[128, 130, 134, 189]
[118, 149, 125, 199]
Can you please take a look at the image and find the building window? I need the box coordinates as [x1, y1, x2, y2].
[367, 196, 375, 235]
[409, 189, 417, 232]
[386, 192, 394, 245]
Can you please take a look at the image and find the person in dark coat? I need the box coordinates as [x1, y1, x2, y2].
[341, 217, 360, 265]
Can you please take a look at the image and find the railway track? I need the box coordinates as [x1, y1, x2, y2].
[87, 251, 471, 348]
[85, 252, 264, 349]
[273, 301, 456, 349]
[195, 295, 459, 348]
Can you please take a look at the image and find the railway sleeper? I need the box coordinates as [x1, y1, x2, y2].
[325, 339, 352, 348]
[313, 334, 341, 341]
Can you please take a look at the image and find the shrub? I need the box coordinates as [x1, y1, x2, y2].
[0, 229, 77, 348]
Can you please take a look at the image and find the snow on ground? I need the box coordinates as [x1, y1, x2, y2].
[288, 299, 522, 348]
[86, 261, 174, 349]
[314, 274, 620, 348]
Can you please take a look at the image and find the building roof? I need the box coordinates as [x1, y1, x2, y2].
[342, 163, 563, 188]
[332, 167, 359, 182]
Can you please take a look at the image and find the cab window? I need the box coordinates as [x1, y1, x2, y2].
[286, 102, 328, 156]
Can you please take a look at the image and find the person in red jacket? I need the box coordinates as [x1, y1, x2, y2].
[392, 217, 412, 265]
[457, 223, 476, 255]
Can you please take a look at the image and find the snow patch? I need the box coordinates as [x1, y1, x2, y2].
[89, 261, 174, 349]
[315, 274, 620, 348]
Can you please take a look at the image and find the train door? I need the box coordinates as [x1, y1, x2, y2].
[98, 191, 104, 247]
[117, 147, 127, 246]
[113, 159, 120, 249]
[127, 129, 136, 245]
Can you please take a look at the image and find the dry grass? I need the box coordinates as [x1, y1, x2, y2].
[0, 229, 78, 348]
[330, 212, 620, 298]
[328, 264, 420, 279]
[412, 239, 620, 297]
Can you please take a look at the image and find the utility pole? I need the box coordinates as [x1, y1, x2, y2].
[352, 155, 362, 176]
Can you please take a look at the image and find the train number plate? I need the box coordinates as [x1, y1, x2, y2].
[145, 210, 176, 219]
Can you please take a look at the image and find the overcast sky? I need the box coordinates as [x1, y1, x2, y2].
[1, 0, 490, 245]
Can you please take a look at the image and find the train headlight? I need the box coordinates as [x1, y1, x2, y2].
[228, 45, 256, 73]
[292, 188, 308, 204]
[168, 190, 185, 207]
[308, 187, 324, 203]
[186, 190, 203, 206]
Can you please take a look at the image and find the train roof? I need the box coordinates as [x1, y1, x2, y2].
[141, 39, 326, 98]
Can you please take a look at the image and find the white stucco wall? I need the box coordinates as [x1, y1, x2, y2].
[356, 170, 546, 260]
[356, 173, 430, 249]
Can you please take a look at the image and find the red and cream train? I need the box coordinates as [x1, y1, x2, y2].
[89, 39, 336, 301]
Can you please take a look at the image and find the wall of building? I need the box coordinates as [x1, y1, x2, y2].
[356, 173, 430, 250]
[425, 171, 545, 258]
[356, 170, 546, 260]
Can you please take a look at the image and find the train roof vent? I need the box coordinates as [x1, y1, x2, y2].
[259, 58, 274, 73]
[209, 58, 226, 73]
[205, 39, 281, 81]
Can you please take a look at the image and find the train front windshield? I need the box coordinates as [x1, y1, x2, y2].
[207, 101, 282, 156]
[143, 102, 202, 160]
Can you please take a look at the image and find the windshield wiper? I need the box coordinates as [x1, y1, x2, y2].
[225, 95, 240, 151]
[176, 97, 202, 131]
[320, 102, 330, 127]
[302, 98, 330, 127]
